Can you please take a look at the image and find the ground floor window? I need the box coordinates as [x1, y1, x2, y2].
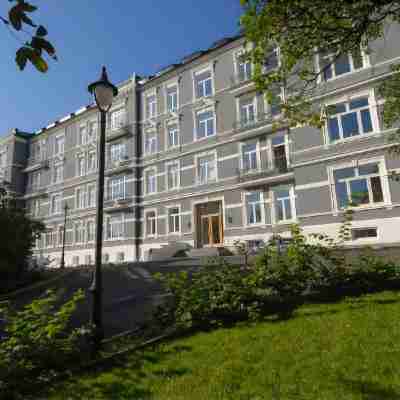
[274, 188, 295, 223]
[168, 207, 180, 234]
[146, 211, 157, 237]
[245, 191, 263, 225]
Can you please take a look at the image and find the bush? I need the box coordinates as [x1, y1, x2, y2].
[0, 289, 90, 399]
[155, 225, 400, 332]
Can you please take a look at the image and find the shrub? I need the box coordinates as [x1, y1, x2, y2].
[0, 289, 90, 399]
[155, 224, 400, 333]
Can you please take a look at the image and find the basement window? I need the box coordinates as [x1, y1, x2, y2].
[351, 227, 378, 240]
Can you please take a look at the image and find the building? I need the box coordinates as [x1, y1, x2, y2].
[2, 24, 400, 266]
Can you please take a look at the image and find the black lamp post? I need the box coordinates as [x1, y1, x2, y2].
[60, 203, 68, 269]
[88, 67, 118, 350]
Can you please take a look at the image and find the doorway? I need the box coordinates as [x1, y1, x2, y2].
[195, 201, 223, 248]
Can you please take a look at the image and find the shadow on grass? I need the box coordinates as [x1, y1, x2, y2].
[339, 378, 400, 400]
[42, 344, 193, 399]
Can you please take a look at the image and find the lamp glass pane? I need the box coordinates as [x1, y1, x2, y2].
[94, 84, 114, 111]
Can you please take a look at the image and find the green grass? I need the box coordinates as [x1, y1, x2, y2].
[46, 291, 400, 400]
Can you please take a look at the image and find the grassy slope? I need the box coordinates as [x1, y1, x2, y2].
[47, 291, 400, 400]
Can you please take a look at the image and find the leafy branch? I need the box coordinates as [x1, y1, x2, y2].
[1, 0, 56, 72]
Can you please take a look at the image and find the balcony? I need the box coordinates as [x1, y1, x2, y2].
[230, 72, 253, 88]
[104, 195, 133, 213]
[105, 157, 133, 176]
[233, 113, 277, 133]
[106, 122, 132, 142]
[24, 157, 49, 173]
[238, 157, 293, 188]
[24, 186, 48, 199]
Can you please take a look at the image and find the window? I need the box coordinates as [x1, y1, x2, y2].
[87, 185, 96, 208]
[166, 85, 178, 111]
[58, 226, 64, 246]
[197, 154, 216, 184]
[146, 95, 157, 119]
[245, 191, 263, 225]
[0, 151, 6, 169]
[51, 193, 62, 215]
[274, 188, 294, 223]
[145, 132, 158, 154]
[270, 87, 284, 117]
[30, 171, 40, 190]
[72, 256, 80, 266]
[109, 176, 126, 200]
[146, 170, 156, 194]
[272, 136, 288, 173]
[85, 254, 92, 265]
[75, 223, 85, 244]
[32, 199, 40, 217]
[55, 135, 64, 155]
[239, 98, 256, 126]
[77, 156, 85, 177]
[146, 211, 156, 237]
[264, 46, 280, 72]
[76, 188, 86, 209]
[110, 143, 127, 163]
[88, 120, 97, 142]
[78, 125, 87, 146]
[53, 163, 63, 183]
[242, 143, 258, 171]
[168, 207, 180, 234]
[110, 108, 126, 130]
[107, 215, 124, 240]
[196, 110, 215, 139]
[167, 124, 179, 148]
[194, 70, 213, 98]
[88, 152, 97, 172]
[87, 221, 95, 242]
[333, 162, 384, 209]
[320, 48, 365, 81]
[117, 252, 125, 263]
[326, 96, 374, 142]
[236, 53, 252, 82]
[167, 162, 179, 190]
[351, 227, 378, 240]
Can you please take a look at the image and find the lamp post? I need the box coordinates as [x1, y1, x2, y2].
[60, 203, 68, 269]
[88, 67, 118, 350]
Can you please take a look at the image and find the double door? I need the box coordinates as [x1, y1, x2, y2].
[200, 213, 222, 246]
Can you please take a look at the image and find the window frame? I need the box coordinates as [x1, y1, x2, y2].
[54, 134, 65, 155]
[166, 122, 180, 149]
[109, 175, 126, 201]
[50, 193, 63, 215]
[233, 50, 253, 83]
[167, 205, 181, 235]
[272, 186, 297, 224]
[194, 107, 216, 141]
[237, 95, 258, 127]
[192, 65, 214, 101]
[145, 92, 157, 120]
[240, 141, 261, 172]
[144, 168, 157, 195]
[328, 156, 391, 212]
[144, 131, 158, 155]
[110, 108, 126, 131]
[195, 151, 218, 185]
[317, 47, 370, 83]
[324, 90, 378, 144]
[165, 83, 179, 112]
[243, 191, 265, 226]
[166, 160, 180, 191]
[145, 208, 157, 238]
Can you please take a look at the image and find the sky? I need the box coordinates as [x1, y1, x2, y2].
[0, 1, 243, 135]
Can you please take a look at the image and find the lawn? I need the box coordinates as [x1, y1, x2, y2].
[46, 290, 400, 400]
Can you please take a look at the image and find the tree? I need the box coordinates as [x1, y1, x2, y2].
[0, 187, 44, 291]
[240, 0, 400, 139]
[1, 0, 56, 73]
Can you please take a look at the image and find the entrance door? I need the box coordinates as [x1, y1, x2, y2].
[200, 214, 222, 246]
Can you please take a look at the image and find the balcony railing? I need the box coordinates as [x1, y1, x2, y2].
[105, 157, 132, 175]
[230, 72, 253, 87]
[104, 194, 132, 212]
[238, 157, 292, 183]
[106, 122, 132, 142]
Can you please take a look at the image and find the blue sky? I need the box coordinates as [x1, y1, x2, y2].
[0, 1, 243, 135]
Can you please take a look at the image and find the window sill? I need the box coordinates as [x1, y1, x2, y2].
[327, 131, 381, 146]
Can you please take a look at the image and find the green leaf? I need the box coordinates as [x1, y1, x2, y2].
[29, 51, 48, 73]
[9, 4, 22, 30]
[36, 25, 47, 36]
[31, 36, 56, 56]
[15, 47, 30, 70]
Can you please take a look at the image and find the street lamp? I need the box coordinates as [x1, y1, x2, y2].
[88, 66, 118, 350]
[60, 203, 68, 269]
